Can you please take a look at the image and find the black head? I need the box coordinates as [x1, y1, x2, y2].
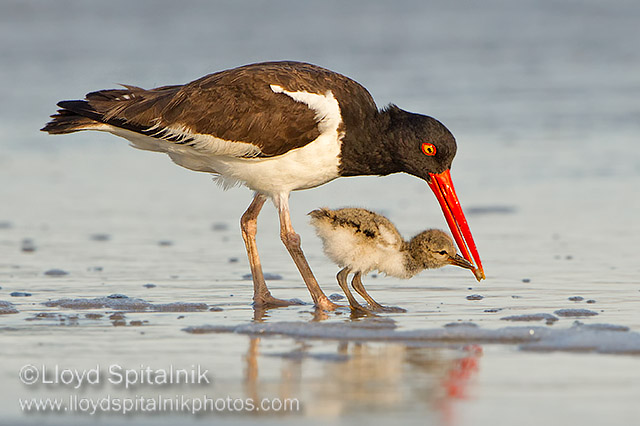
[384, 106, 484, 282]
[385, 106, 457, 181]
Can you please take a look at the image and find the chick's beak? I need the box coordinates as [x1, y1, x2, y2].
[447, 254, 475, 270]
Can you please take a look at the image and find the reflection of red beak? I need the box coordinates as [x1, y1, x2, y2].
[428, 169, 485, 281]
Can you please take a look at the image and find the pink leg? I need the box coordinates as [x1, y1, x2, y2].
[352, 272, 406, 313]
[350, 272, 384, 310]
[240, 193, 303, 307]
[337, 268, 373, 315]
[273, 193, 338, 311]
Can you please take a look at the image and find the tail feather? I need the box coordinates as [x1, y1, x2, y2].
[41, 84, 178, 136]
[308, 208, 332, 221]
[41, 105, 103, 134]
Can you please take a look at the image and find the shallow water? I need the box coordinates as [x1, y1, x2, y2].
[2, 0, 640, 425]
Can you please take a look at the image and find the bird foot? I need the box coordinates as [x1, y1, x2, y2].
[349, 304, 378, 317]
[252, 294, 305, 308]
[315, 297, 341, 312]
[368, 304, 407, 313]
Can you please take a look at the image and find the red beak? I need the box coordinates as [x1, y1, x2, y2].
[428, 169, 485, 281]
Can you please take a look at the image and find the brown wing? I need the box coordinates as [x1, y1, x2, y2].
[43, 61, 379, 158]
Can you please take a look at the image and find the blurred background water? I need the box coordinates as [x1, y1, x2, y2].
[1, 0, 639, 425]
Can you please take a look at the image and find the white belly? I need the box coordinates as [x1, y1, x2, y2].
[197, 131, 342, 194]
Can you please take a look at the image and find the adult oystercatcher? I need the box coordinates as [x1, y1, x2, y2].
[309, 207, 477, 313]
[41, 61, 484, 311]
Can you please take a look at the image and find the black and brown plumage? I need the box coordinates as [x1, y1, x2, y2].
[309, 208, 476, 313]
[42, 61, 484, 311]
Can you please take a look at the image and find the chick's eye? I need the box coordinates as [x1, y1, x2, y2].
[421, 142, 436, 156]
[438, 250, 448, 255]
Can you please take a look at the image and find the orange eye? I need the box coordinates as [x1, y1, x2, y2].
[421, 142, 436, 156]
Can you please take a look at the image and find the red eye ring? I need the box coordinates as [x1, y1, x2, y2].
[421, 142, 436, 156]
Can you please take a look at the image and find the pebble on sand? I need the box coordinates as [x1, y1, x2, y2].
[211, 222, 229, 231]
[501, 313, 559, 324]
[554, 308, 598, 318]
[107, 294, 128, 299]
[466, 294, 484, 301]
[10, 291, 32, 297]
[572, 321, 629, 332]
[242, 273, 283, 281]
[44, 295, 209, 313]
[21, 238, 36, 252]
[85, 313, 103, 320]
[444, 322, 478, 328]
[44, 269, 69, 277]
[109, 312, 127, 326]
[0, 301, 19, 315]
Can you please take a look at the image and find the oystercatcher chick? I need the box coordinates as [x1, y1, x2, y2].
[41, 61, 484, 312]
[309, 207, 476, 313]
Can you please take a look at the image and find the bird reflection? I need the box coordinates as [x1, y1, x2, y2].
[241, 328, 482, 424]
[252, 302, 372, 322]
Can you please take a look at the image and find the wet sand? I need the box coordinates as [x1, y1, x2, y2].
[2, 0, 640, 424]
[1, 144, 639, 425]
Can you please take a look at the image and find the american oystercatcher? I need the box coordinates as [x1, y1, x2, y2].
[41, 61, 484, 311]
[309, 207, 477, 313]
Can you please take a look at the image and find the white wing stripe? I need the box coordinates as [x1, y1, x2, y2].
[269, 85, 342, 135]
